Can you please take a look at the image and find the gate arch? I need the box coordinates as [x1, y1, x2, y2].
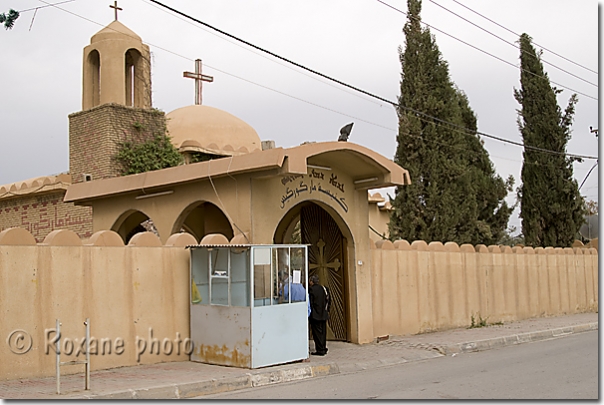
[274, 201, 354, 341]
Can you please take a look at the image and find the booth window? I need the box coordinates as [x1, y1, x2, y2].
[191, 247, 250, 307]
[253, 246, 307, 307]
[191, 245, 306, 308]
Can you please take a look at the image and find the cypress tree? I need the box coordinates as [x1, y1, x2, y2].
[389, 0, 512, 245]
[454, 89, 514, 245]
[514, 33, 585, 247]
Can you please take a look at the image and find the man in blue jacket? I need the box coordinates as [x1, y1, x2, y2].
[281, 271, 306, 302]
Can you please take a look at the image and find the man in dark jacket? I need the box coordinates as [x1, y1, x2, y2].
[308, 275, 329, 356]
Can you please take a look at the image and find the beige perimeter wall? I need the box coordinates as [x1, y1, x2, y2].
[0, 228, 191, 381]
[371, 240, 598, 338]
[0, 228, 598, 380]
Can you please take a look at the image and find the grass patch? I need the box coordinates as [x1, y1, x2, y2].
[468, 314, 503, 328]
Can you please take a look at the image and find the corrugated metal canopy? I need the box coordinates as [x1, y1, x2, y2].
[187, 244, 310, 249]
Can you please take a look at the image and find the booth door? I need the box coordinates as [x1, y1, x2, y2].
[301, 204, 348, 341]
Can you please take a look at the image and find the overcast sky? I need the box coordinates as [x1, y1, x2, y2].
[0, 0, 599, 233]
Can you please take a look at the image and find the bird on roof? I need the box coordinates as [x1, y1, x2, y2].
[339, 122, 354, 141]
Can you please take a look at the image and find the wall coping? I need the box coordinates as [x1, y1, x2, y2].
[0, 228, 193, 247]
[0, 227, 598, 256]
[370, 238, 597, 255]
[0, 174, 71, 201]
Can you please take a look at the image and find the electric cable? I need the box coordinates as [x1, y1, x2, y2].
[369, 224, 388, 240]
[18, 0, 76, 14]
[141, 0, 389, 108]
[34, 0, 394, 132]
[36, 0, 600, 162]
[376, 0, 597, 101]
[147, 0, 598, 161]
[579, 161, 598, 190]
[206, 159, 250, 243]
[428, 0, 597, 87]
[449, 0, 598, 75]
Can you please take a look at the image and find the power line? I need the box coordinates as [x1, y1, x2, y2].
[35, 0, 394, 132]
[205, 65, 397, 131]
[37, 0, 598, 162]
[147, 0, 598, 161]
[427, 0, 597, 88]
[376, 0, 597, 101]
[142, 0, 388, 108]
[449, 0, 598, 76]
[18, 0, 76, 14]
[579, 161, 598, 190]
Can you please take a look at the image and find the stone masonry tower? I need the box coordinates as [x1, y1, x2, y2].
[69, 14, 166, 184]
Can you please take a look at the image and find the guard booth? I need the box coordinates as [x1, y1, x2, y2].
[188, 244, 309, 368]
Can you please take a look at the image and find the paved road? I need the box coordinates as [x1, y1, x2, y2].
[200, 330, 598, 399]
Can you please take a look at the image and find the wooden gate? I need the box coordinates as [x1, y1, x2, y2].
[301, 204, 347, 341]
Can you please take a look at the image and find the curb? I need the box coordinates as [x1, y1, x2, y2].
[77, 363, 341, 399]
[56, 322, 598, 399]
[443, 322, 598, 355]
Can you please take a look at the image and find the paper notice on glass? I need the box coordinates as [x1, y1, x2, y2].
[293, 270, 301, 284]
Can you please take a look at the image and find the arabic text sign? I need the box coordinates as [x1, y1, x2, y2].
[279, 171, 348, 213]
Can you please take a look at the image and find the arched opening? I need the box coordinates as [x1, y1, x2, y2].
[112, 209, 156, 244]
[274, 201, 354, 341]
[124, 48, 148, 108]
[85, 49, 100, 108]
[172, 201, 233, 242]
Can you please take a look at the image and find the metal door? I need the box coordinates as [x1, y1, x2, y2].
[301, 204, 348, 341]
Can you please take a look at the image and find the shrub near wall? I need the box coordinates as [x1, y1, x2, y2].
[0, 228, 195, 381]
[371, 239, 598, 338]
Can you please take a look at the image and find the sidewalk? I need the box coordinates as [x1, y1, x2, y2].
[1, 312, 597, 399]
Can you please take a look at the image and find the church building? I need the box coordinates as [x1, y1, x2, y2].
[1, 14, 411, 343]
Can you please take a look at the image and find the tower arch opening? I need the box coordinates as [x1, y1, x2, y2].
[84, 49, 101, 108]
[124, 48, 148, 108]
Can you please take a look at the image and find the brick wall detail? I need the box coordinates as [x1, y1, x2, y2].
[0, 191, 92, 242]
[69, 103, 166, 184]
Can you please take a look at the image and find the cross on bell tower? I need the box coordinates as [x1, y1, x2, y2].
[183, 59, 214, 105]
[109, 1, 122, 21]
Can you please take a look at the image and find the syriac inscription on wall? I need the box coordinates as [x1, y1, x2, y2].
[0, 192, 93, 242]
[280, 169, 349, 213]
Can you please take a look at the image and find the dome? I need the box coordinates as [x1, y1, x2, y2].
[166, 105, 262, 157]
[91, 21, 141, 43]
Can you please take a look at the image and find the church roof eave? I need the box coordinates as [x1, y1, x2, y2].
[64, 142, 411, 205]
[64, 148, 287, 204]
[0, 174, 71, 202]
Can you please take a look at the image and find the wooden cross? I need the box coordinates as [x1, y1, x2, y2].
[109, 1, 122, 21]
[309, 239, 341, 283]
[183, 59, 214, 105]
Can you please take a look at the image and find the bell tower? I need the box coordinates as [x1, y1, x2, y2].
[82, 19, 152, 110]
[69, 7, 166, 184]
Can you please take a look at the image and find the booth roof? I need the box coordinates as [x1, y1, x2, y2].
[186, 244, 311, 249]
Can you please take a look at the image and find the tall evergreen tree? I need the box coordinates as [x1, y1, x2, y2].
[454, 88, 514, 244]
[514, 33, 585, 247]
[389, 0, 512, 245]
